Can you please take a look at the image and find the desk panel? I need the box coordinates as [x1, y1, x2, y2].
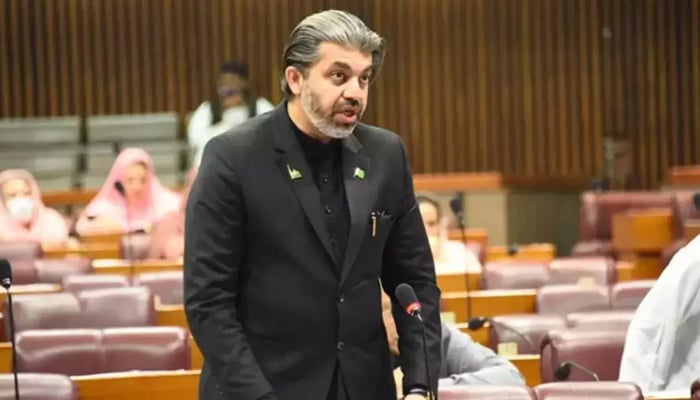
[73, 370, 199, 400]
[442, 290, 537, 322]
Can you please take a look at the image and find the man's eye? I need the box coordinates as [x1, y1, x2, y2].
[331, 72, 345, 82]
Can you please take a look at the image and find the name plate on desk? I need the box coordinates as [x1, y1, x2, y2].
[497, 342, 518, 356]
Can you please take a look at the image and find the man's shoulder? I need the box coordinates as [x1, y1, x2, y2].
[214, 112, 274, 149]
[355, 123, 402, 145]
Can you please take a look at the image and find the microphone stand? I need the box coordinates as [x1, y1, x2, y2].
[2, 279, 19, 400]
[419, 323, 435, 400]
[451, 193, 472, 321]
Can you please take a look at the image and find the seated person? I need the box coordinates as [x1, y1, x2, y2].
[147, 168, 198, 260]
[382, 293, 524, 387]
[417, 195, 482, 273]
[76, 148, 180, 236]
[619, 195, 700, 393]
[0, 169, 69, 245]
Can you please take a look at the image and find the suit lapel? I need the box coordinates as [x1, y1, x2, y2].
[272, 106, 336, 265]
[340, 131, 375, 285]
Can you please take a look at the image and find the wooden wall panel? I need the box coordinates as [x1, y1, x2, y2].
[0, 0, 698, 189]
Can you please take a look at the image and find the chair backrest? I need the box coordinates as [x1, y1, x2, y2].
[119, 233, 152, 261]
[671, 191, 700, 238]
[102, 326, 190, 372]
[0, 241, 42, 284]
[439, 385, 537, 400]
[5, 293, 82, 340]
[537, 284, 610, 315]
[0, 373, 77, 400]
[490, 314, 567, 354]
[565, 310, 635, 331]
[481, 261, 550, 290]
[133, 271, 183, 305]
[62, 274, 130, 293]
[0, 117, 80, 146]
[34, 258, 93, 284]
[548, 257, 616, 286]
[578, 192, 673, 241]
[610, 280, 655, 310]
[540, 329, 627, 383]
[76, 287, 156, 328]
[534, 382, 642, 400]
[86, 113, 178, 143]
[16, 329, 104, 376]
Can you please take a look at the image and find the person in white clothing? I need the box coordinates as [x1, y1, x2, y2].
[187, 61, 275, 166]
[417, 195, 482, 273]
[619, 193, 700, 393]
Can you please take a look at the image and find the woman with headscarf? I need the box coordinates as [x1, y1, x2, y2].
[416, 194, 482, 273]
[0, 169, 69, 245]
[147, 168, 198, 260]
[187, 61, 275, 166]
[75, 148, 180, 236]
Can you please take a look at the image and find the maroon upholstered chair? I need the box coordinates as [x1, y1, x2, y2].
[4, 293, 81, 340]
[132, 271, 183, 305]
[565, 310, 635, 331]
[439, 385, 536, 400]
[34, 258, 93, 284]
[0, 373, 77, 400]
[62, 274, 130, 293]
[77, 287, 156, 328]
[610, 280, 655, 310]
[481, 261, 550, 290]
[119, 233, 152, 261]
[489, 314, 567, 355]
[692, 379, 700, 400]
[102, 326, 190, 372]
[534, 382, 642, 400]
[540, 329, 627, 383]
[661, 191, 700, 267]
[572, 191, 673, 258]
[15, 329, 103, 376]
[536, 284, 610, 315]
[0, 241, 42, 284]
[548, 257, 616, 286]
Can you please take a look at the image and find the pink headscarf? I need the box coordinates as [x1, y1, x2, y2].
[147, 167, 198, 259]
[0, 169, 69, 244]
[80, 148, 180, 233]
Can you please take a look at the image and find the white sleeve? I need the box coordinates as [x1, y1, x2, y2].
[187, 102, 213, 149]
[254, 97, 276, 115]
[619, 250, 700, 391]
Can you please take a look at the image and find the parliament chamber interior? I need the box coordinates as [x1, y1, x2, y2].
[1, 0, 700, 399]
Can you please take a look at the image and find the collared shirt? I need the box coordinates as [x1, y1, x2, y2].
[290, 118, 350, 267]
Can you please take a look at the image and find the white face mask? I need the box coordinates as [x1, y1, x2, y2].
[5, 196, 34, 223]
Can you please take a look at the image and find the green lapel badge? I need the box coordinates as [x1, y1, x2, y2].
[353, 167, 366, 180]
[287, 165, 302, 180]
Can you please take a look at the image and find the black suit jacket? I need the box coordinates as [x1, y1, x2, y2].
[184, 104, 442, 400]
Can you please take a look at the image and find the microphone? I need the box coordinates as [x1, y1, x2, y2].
[466, 316, 536, 354]
[394, 283, 436, 400]
[554, 361, 599, 381]
[0, 259, 20, 400]
[114, 181, 136, 282]
[448, 192, 472, 321]
[693, 193, 700, 212]
[507, 244, 520, 257]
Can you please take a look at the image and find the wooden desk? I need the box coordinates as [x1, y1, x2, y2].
[612, 209, 673, 280]
[486, 243, 556, 262]
[441, 290, 537, 322]
[413, 172, 503, 191]
[446, 228, 489, 248]
[73, 370, 199, 400]
[93, 259, 182, 276]
[43, 243, 121, 259]
[437, 272, 481, 292]
[509, 354, 540, 386]
[685, 221, 700, 242]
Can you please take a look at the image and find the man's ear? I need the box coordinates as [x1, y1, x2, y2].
[285, 66, 304, 96]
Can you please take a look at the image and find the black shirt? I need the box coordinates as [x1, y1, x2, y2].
[290, 119, 351, 269]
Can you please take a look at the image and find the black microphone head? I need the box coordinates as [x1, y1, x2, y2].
[394, 283, 421, 316]
[114, 181, 126, 197]
[467, 316, 488, 331]
[693, 193, 700, 212]
[449, 193, 464, 216]
[507, 244, 520, 256]
[554, 362, 571, 381]
[0, 259, 11, 288]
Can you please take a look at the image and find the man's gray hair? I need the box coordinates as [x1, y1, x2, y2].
[281, 10, 386, 99]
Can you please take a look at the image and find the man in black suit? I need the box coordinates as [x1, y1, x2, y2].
[184, 9, 441, 400]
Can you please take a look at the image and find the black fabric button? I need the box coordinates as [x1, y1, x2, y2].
[324, 206, 332, 214]
[338, 293, 344, 303]
[330, 235, 337, 244]
[337, 341, 344, 351]
[322, 175, 329, 184]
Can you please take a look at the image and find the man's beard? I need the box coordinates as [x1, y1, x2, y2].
[300, 82, 362, 139]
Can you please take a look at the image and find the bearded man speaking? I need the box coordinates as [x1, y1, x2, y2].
[184, 9, 441, 400]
